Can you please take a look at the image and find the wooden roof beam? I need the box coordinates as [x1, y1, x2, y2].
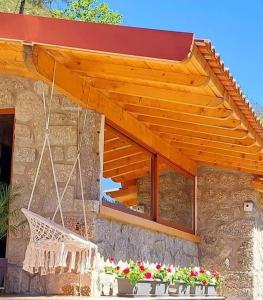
[110, 93, 232, 119]
[197, 160, 263, 176]
[139, 115, 249, 138]
[26, 45, 197, 176]
[173, 143, 263, 163]
[163, 133, 260, 154]
[88, 77, 223, 108]
[149, 125, 256, 146]
[125, 104, 241, 128]
[49, 52, 211, 88]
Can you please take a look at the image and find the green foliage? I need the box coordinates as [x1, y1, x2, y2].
[0, 184, 26, 240]
[0, 0, 54, 16]
[0, 0, 123, 25]
[63, 0, 122, 24]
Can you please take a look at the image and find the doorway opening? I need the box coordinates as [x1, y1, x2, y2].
[0, 112, 15, 258]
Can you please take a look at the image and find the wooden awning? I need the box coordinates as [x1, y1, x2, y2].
[0, 12, 262, 176]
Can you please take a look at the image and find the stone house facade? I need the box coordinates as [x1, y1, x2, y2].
[0, 12, 263, 300]
[0, 74, 262, 300]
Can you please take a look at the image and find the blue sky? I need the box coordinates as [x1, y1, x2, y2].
[56, 1, 263, 108]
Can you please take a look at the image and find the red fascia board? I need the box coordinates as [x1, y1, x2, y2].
[0, 12, 193, 61]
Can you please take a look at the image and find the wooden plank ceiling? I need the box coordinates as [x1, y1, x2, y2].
[0, 33, 262, 180]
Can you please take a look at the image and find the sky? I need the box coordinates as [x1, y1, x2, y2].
[56, 0, 263, 107]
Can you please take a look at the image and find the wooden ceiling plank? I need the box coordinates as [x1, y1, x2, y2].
[110, 93, 232, 119]
[124, 104, 241, 128]
[60, 58, 211, 88]
[29, 45, 197, 175]
[88, 77, 223, 107]
[149, 125, 256, 146]
[104, 138, 130, 152]
[104, 154, 149, 172]
[104, 160, 151, 179]
[138, 115, 248, 138]
[104, 146, 143, 163]
[113, 168, 149, 183]
[172, 143, 263, 165]
[197, 160, 263, 176]
[162, 133, 260, 154]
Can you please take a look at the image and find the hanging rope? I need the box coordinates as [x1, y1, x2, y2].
[22, 66, 98, 276]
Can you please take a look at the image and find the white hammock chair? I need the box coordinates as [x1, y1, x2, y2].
[22, 64, 98, 276]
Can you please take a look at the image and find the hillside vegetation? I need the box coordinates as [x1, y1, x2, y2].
[0, 0, 53, 16]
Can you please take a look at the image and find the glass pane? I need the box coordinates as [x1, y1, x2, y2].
[102, 125, 153, 217]
[158, 158, 194, 230]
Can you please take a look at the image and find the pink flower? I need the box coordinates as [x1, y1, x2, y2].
[167, 267, 172, 273]
[156, 263, 162, 270]
[144, 272, 152, 279]
[109, 257, 115, 262]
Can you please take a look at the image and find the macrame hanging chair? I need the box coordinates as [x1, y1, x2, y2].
[22, 65, 98, 276]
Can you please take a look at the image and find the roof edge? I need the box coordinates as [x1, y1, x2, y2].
[0, 12, 194, 62]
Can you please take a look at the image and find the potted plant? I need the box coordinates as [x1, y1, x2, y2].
[152, 263, 172, 295]
[169, 266, 223, 297]
[115, 260, 155, 297]
[104, 260, 172, 297]
[0, 184, 25, 288]
[169, 267, 194, 296]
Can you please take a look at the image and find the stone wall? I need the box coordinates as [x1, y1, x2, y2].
[197, 166, 263, 300]
[94, 217, 199, 266]
[0, 74, 102, 295]
[137, 171, 194, 229]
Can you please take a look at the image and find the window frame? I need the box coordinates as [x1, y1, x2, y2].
[102, 120, 197, 235]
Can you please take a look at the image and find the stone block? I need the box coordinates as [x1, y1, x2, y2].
[15, 124, 31, 138]
[50, 112, 77, 125]
[65, 146, 78, 162]
[52, 146, 64, 161]
[54, 163, 76, 183]
[14, 147, 36, 162]
[0, 88, 15, 107]
[49, 126, 77, 146]
[16, 90, 43, 122]
[33, 80, 49, 97]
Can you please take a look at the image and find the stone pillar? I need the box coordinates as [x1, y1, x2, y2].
[0, 75, 102, 295]
[197, 166, 263, 300]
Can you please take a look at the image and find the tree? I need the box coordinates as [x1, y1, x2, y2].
[62, 0, 122, 24]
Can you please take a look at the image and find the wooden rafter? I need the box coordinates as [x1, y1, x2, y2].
[125, 104, 241, 128]
[27, 45, 197, 175]
[138, 115, 247, 138]
[164, 133, 260, 154]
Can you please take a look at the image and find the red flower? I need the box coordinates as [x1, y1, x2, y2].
[109, 257, 115, 262]
[202, 280, 207, 286]
[156, 263, 162, 270]
[190, 271, 198, 277]
[123, 268, 130, 275]
[200, 267, 205, 274]
[144, 272, 152, 279]
[167, 267, 172, 273]
[139, 265, 145, 271]
[115, 266, 120, 271]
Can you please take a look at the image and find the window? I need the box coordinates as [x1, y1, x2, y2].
[101, 122, 196, 234]
[102, 124, 154, 219]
